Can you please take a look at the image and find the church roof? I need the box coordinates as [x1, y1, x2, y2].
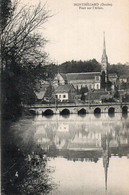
[66, 72, 100, 81]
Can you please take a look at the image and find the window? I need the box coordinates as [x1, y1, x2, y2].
[97, 84, 99, 89]
[95, 76, 99, 81]
[55, 95, 58, 98]
[63, 95, 66, 98]
[59, 95, 61, 98]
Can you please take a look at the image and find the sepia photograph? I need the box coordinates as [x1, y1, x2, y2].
[1, 0, 129, 194]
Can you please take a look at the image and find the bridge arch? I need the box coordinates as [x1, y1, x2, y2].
[94, 107, 101, 114]
[60, 109, 70, 115]
[108, 107, 115, 114]
[122, 106, 128, 114]
[43, 109, 54, 115]
[78, 108, 86, 115]
[29, 109, 36, 115]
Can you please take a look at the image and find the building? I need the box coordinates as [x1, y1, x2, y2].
[54, 84, 76, 102]
[37, 33, 123, 103]
[119, 75, 129, 83]
[108, 73, 118, 90]
[85, 90, 109, 103]
[66, 72, 101, 90]
[108, 73, 118, 85]
[35, 81, 49, 101]
[52, 33, 110, 92]
[52, 72, 67, 86]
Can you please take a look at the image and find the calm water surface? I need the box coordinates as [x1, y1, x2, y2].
[6, 113, 129, 195]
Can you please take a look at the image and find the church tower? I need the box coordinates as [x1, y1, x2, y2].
[101, 32, 108, 83]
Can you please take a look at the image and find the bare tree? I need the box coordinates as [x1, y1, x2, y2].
[1, 1, 51, 70]
[1, 0, 51, 115]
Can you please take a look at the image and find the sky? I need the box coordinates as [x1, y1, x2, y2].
[18, 0, 129, 65]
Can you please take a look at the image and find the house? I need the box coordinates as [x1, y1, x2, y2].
[54, 84, 76, 102]
[108, 73, 118, 84]
[119, 75, 129, 83]
[85, 90, 109, 103]
[66, 72, 101, 90]
[52, 73, 67, 86]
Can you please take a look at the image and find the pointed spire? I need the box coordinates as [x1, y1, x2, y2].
[103, 32, 106, 55]
[101, 32, 108, 64]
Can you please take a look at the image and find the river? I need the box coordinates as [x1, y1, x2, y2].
[2, 113, 129, 195]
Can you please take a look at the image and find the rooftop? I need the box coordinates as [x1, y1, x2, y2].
[67, 72, 101, 80]
[54, 84, 75, 93]
[119, 75, 129, 79]
[85, 90, 109, 100]
[35, 91, 46, 99]
[108, 73, 118, 78]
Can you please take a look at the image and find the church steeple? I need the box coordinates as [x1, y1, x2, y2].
[103, 32, 106, 55]
[101, 32, 108, 69]
[101, 32, 108, 83]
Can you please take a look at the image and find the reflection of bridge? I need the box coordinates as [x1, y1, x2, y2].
[25, 102, 129, 115]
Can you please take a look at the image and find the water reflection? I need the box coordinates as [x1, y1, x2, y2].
[94, 113, 101, 118]
[34, 114, 129, 157]
[33, 113, 129, 194]
[108, 112, 115, 118]
[2, 113, 129, 195]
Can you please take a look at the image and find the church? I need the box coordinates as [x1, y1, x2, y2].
[53, 33, 117, 91]
[36, 33, 118, 102]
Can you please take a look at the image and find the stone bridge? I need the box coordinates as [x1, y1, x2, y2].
[25, 102, 129, 115]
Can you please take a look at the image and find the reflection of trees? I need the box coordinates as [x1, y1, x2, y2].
[2, 121, 56, 195]
[59, 150, 101, 163]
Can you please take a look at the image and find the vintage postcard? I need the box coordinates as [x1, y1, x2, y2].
[1, 0, 129, 194]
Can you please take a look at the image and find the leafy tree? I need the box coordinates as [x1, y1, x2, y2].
[101, 71, 106, 89]
[108, 63, 129, 76]
[81, 86, 88, 93]
[106, 80, 112, 91]
[120, 81, 127, 90]
[81, 93, 85, 101]
[122, 94, 129, 102]
[114, 90, 120, 99]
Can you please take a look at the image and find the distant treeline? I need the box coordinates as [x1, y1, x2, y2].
[44, 59, 129, 80]
[108, 63, 129, 76]
[58, 59, 101, 73]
